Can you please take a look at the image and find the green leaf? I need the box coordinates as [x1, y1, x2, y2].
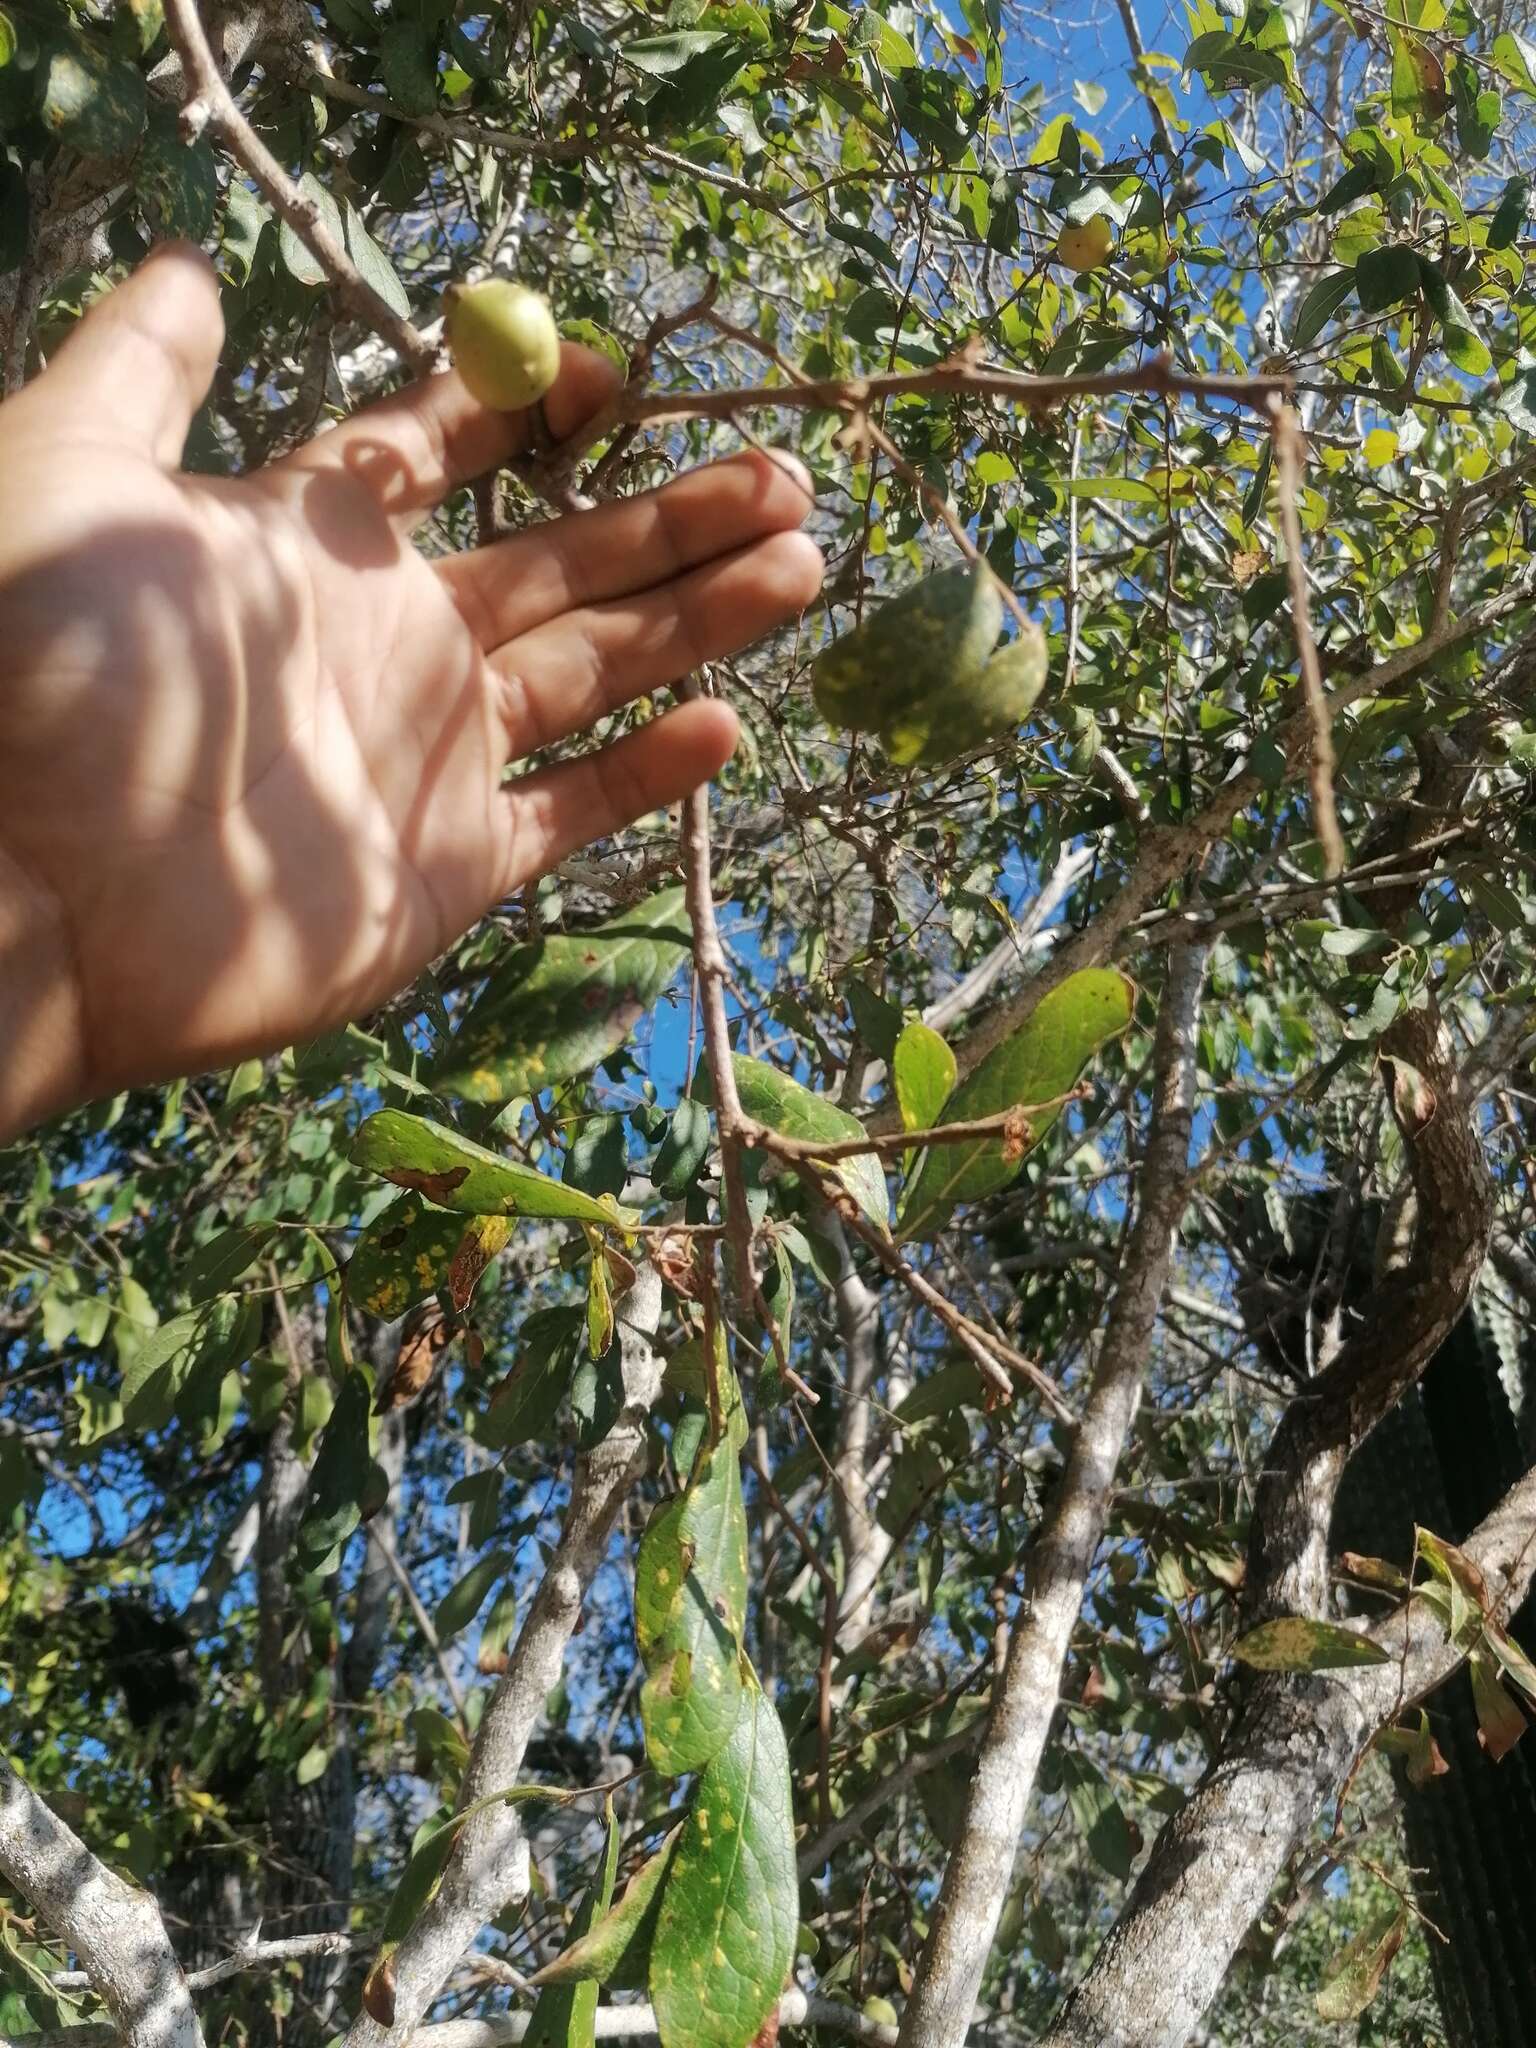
[1489, 175, 1529, 250]
[137, 104, 216, 238]
[636, 1387, 749, 1775]
[720, 1055, 889, 1231]
[344, 200, 410, 318]
[1415, 1523, 1492, 1648]
[1485, 1621, 1536, 1708]
[478, 1308, 584, 1449]
[1231, 1617, 1390, 1671]
[1354, 243, 1419, 314]
[1315, 1909, 1407, 2020]
[650, 1682, 797, 2048]
[352, 1110, 637, 1227]
[532, 1828, 681, 1989]
[892, 1021, 956, 1135]
[523, 1808, 621, 2047]
[565, 1114, 630, 1200]
[183, 1223, 277, 1302]
[848, 977, 903, 1061]
[295, 1370, 373, 1571]
[434, 1551, 513, 1643]
[1416, 258, 1491, 375]
[1060, 1753, 1133, 1881]
[40, 29, 146, 155]
[897, 969, 1134, 1239]
[1290, 268, 1355, 350]
[653, 1097, 712, 1199]
[0, 1439, 43, 1522]
[119, 1297, 260, 1433]
[1490, 28, 1536, 95]
[477, 1583, 518, 1673]
[433, 889, 691, 1104]
[279, 173, 346, 288]
[377, 17, 438, 113]
[623, 30, 729, 76]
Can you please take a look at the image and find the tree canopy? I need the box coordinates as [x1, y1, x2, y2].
[4, 0, 1536, 2045]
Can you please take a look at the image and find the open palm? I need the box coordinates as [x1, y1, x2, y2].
[0, 244, 821, 1137]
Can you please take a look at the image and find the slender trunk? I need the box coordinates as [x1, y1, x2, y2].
[344, 1263, 665, 2047]
[1042, 998, 1494, 2047]
[896, 943, 1208, 2048]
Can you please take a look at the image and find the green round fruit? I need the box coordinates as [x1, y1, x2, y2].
[812, 562, 1048, 766]
[862, 1997, 900, 2028]
[444, 280, 561, 411]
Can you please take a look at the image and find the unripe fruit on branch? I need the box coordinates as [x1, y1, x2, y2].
[444, 280, 561, 411]
[1054, 215, 1115, 273]
[812, 562, 1048, 765]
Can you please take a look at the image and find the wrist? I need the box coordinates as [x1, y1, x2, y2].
[0, 852, 89, 1147]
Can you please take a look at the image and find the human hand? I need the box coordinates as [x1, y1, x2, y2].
[0, 244, 822, 1142]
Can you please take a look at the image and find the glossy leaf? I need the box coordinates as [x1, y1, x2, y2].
[892, 1021, 957, 1136]
[352, 1110, 637, 1227]
[432, 889, 691, 1104]
[721, 1054, 889, 1230]
[898, 969, 1134, 1239]
[650, 1683, 797, 2048]
[532, 1828, 681, 1990]
[636, 1385, 749, 1776]
[434, 1550, 513, 1643]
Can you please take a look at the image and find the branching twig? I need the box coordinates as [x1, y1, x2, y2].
[1270, 401, 1345, 877]
[161, 0, 434, 374]
[678, 675, 757, 1309]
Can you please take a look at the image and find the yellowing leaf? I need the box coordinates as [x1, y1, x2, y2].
[1231, 1617, 1390, 1672]
[1363, 427, 1399, 467]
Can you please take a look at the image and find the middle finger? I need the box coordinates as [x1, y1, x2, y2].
[438, 447, 816, 651]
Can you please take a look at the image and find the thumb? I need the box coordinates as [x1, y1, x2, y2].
[47, 240, 224, 468]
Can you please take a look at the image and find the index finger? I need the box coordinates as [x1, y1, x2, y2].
[271, 342, 620, 526]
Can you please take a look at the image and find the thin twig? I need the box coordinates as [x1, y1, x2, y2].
[783, 1150, 1075, 1426]
[527, 354, 1293, 500]
[741, 1096, 1077, 1164]
[1270, 400, 1345, 877]
[677, 676, 757, 1308]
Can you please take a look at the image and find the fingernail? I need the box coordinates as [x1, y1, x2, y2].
[765, 448, 815, 497]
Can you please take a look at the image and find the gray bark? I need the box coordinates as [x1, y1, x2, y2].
[895, 943, 1209, 2048]
[1042, 996, 1496, 2048]
[0, 1757, 203, 2048]
[342, 1263, 665, 2047]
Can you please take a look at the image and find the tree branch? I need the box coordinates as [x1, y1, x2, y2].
[1039, 984, 1495, 2048]
[895, 941, 1209, 2048]
[342, 1265, 665, 2046]
[0, 1758, 204, 2048]
[160, 0, 434, 373]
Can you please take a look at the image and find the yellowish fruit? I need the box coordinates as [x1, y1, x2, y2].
[444, 280, 561, 411]
[1054, 215, 1115, 274]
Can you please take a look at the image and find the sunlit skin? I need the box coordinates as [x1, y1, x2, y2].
[0, 243, 824, 1142]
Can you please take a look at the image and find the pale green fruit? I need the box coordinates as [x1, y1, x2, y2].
[444, 280, 561, 411]
[862, 1997, 901, 2028]
[812, 562, 1048, 766]
[1055, 215, 1115, 273]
